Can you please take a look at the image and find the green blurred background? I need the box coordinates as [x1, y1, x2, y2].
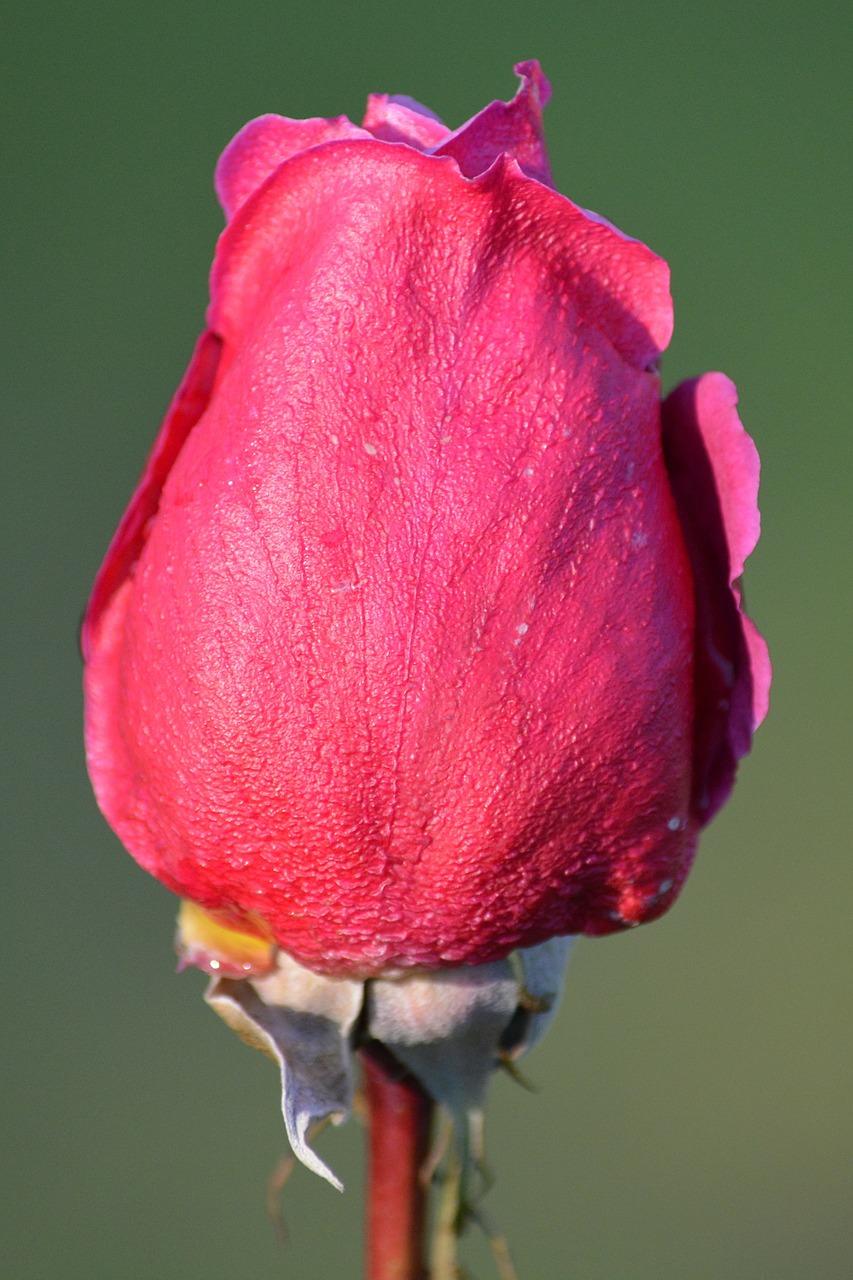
[3, 1, 850, 1276]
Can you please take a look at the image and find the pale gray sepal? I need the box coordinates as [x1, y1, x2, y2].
[205, 956, 363, 1191]
[367, 937, 575, 1123]
[508, 934, 575, 1057]
[367, 961, 520, 1120]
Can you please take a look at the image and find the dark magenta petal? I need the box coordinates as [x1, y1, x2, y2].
[662, 374, 770, 821]
[432, 61, 553, 184]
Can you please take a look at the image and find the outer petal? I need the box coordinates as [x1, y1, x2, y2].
[214, 114, 371, 220]
[432, 60, 553, 184]
[662, 374, 771, 821]
[209, 143, 672, 368]
[85, 141, 692, 975]
[82, 329, 222, 660]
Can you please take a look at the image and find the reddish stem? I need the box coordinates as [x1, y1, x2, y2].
[361, 1045, 433, 1280]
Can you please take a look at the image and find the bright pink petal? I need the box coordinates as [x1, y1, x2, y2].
[85, 68, 768, 979]
[362, 94, 450, 149]
[662, 374, 770, 821]
[742, 613, 771, 729]
[209, 143, 672, 371]
[215, 113, 370, 220]
[86, 140, 694, 974]
[432, 60, 553, 184]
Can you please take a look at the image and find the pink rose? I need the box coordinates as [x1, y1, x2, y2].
[83, 62, 769, 981]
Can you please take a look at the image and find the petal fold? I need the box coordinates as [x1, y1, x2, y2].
[362, 94, 450, 148]
[432, 60, 553, 184]
[662, 374, 771, 820]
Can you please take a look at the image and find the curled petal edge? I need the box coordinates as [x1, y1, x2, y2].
[431, 59, 553, 184]
[215, 114, 372, 221]
[662, 373, 770, 820]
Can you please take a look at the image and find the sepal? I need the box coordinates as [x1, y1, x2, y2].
[205, 957, 362, 1190]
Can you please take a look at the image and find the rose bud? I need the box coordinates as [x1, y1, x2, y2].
[82, 62, 769, 1189]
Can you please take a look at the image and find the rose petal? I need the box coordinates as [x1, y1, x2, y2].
[362, 93, 450, 148]
[432, 59, 553, 184]
[85, 137, 691, 972]
[215, 113, 371, 220]
[662, 373, 771, 820]
[209, 140, 672, 368]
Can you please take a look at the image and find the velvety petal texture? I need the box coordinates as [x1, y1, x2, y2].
[83, 64, 768, 978]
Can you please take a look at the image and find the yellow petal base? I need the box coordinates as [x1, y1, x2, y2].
[176, 900, 276, 976]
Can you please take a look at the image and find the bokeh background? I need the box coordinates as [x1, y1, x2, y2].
[4, 1, 850, 1277]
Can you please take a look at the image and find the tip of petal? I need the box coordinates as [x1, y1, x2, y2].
[215, 113, 369, 220]
[362, 93, 450, 149]
[513, 59, 552, 110]
[743, 614, 772, 731]
[432, 60, 553, 184]
[693, 373, 762, 579]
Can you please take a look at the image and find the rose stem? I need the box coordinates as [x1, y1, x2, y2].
[360, 1044, 433, 1280]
